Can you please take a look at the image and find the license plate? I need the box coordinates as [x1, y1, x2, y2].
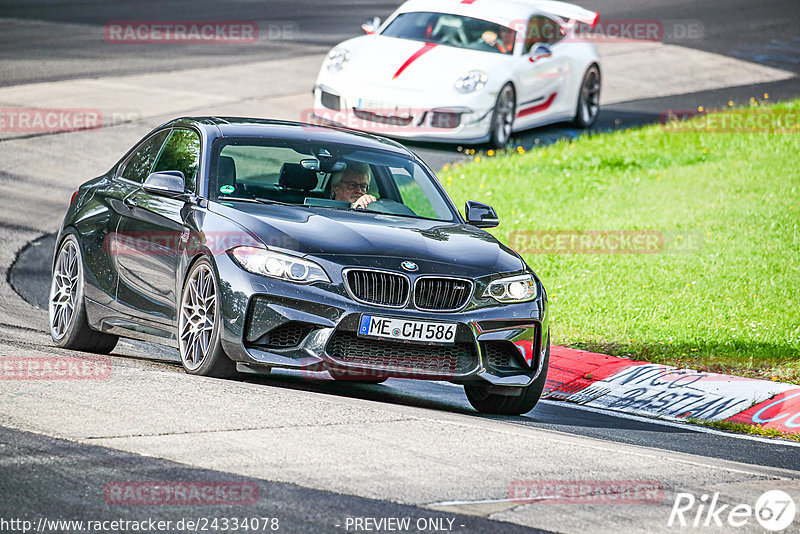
[356, 98, 412, 118]
[358, 315, 456, 345]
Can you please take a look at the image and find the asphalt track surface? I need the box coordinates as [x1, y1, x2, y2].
[1, 426, 549, 534]
[2, 1, 800, 532]
[9, 234, 800, 469]
[2, 0, 799, 84]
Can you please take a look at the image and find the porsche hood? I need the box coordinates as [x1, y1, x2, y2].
[332, 35, 512, 93]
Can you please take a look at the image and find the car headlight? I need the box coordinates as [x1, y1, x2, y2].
[484, 274, 538, 303]
[454, 70, 488, 93]
[228, 246, 330, 284]
[326, 48, 351, 72]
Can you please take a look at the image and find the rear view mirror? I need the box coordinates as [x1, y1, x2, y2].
[300, 159, 321, 171]
[465, 200, 499, 228]
[143, 171, 185, 196]
[361, 16, 381, 34]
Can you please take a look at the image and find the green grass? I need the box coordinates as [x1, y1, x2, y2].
[441, 98, 800, 383]
[686, 418, 800, 441]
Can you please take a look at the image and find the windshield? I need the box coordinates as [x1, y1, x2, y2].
[209, 138, 459, 222]
[381, 11, 516, 55]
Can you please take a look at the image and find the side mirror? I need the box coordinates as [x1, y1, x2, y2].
[528, 43, 552, 63]
[143, 171, 185, 196]
[465, 200, 499, 228]
[361, 16, 381, 35]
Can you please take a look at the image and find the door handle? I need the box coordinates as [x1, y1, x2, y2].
[123, 197, 137, 209]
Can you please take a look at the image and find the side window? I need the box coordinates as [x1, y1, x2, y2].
[524, 15, 564, 53]
[118, 130, 170, 184]
[218, 145, 306, 187]
[153, 128, 201, 193]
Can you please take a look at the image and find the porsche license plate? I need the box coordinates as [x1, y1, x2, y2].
[356, 98, 412, 118]
[358, 315, 456, 345]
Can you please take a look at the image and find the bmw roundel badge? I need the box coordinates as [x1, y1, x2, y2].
[401, 261, 418, 272]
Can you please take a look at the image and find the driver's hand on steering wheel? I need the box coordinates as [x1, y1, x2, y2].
[351, 194, 377, 209]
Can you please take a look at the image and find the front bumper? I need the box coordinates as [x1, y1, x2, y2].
[215, 253, 549, 388]
[310, 82, 496, 144]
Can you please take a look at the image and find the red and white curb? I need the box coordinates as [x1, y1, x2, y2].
[545, 346, 800, 434]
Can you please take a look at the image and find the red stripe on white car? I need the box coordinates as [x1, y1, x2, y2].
[461, 0, 479, 4]
[517, 93, 557, 117]
[392, 42, 437, 79]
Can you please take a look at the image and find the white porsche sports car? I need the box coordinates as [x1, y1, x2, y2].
[312, 0, 601, 147]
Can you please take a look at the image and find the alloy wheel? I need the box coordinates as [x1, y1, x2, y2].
[49, 238, 79, 340]
[578, 69, 600, 126]
[492, 85, 515, 146]
[179, 263, 218, 371]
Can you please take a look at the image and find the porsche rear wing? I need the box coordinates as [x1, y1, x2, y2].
[531, 0, 598, 27]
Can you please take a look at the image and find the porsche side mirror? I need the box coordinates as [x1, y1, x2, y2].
[465, 200, 499, 228]
[143, 171, 185, 197]
[361, 16, 381, 35]
[528, 44, 552, 63]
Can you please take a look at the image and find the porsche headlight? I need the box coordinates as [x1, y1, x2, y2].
[484, 274, 538, 303]
[228, 246, 329, 284]
[326, 48, 351, 72]
[455, 70, 488, 93]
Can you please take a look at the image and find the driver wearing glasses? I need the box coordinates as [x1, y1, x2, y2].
[330, 162, 377, 209]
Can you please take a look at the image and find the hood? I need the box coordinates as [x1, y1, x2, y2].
[339, 35, 513, 93]
[210, 202, 525, 277]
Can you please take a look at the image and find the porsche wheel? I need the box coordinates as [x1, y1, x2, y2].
[465, 336, 550, 415]
[572, 65, 601, 129]
[179, 258, 237, 378]
[489, 83, 516, 148]
[49, 233, 118, 353]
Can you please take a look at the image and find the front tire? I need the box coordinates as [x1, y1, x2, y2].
[572, 65, 601, 128]
[178, 257, 237, 378]
[465, 337, 550, 415]
[489, 83, 516, 149]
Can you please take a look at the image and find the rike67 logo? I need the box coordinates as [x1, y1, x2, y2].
[668, 490, 796, 531]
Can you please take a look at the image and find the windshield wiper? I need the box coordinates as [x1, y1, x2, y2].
[254, 198, 292, 206]
[349, 207, 385, 215]
[218, 196, 260, 203]
[218, 197, 290, 206]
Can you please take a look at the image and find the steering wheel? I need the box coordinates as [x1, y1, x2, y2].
[435, 25, 468, 47]
[356, 198, 417, 217]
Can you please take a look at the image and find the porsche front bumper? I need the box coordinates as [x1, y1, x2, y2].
[311, 83, 497, 144]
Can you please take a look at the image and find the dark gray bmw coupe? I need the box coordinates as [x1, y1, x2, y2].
[50, 117, 549, 414]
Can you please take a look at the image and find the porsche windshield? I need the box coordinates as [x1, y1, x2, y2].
[209, 139, 459, 222]
[381, 11, 516, 55]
